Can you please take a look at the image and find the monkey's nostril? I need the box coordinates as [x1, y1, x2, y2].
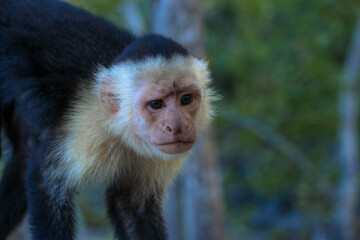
[165, 125, 182, 135]
[166, 126, 173, 133]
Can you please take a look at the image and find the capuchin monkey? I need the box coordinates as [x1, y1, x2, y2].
[0, 0, 216, 239]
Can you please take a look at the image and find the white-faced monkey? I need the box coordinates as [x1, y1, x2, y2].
[0, 0, 216, 239]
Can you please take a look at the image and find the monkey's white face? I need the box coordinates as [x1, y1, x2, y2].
[132, 78, 201, 154]
[98, 56, 216, 159]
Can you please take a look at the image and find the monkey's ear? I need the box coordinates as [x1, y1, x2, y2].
[99, 76, 120, 115]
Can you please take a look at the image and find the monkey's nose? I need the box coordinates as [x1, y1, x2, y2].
[164, 124, 181, 135]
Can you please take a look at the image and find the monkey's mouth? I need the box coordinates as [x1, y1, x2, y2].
[154, 141, 195, 154]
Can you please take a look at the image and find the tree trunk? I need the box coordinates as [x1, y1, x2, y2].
[152, 1, 224, 240]
[337, 10, 360, 240]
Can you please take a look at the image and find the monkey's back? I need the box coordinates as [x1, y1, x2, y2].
[0, 0, 135, 132]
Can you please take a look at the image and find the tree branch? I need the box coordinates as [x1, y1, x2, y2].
[222, 109, 310, 170]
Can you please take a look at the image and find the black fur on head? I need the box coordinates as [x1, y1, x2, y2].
[114, 34, 189, 63]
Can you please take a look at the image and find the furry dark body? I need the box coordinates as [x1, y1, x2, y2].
[0, 0, 188, 239]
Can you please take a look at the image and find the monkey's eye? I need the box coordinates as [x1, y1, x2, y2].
[180, 94, 193, 105]
[149, 99, 164, 109]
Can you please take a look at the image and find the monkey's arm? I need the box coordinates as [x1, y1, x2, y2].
[106, 183, 167, 240]
[25, 142, 77, 240]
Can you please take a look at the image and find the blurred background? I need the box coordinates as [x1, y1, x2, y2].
[4, 0, 360, 239]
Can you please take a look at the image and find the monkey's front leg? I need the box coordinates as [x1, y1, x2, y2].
[106, 183, 167, 240]
[25, 149, 77, 240]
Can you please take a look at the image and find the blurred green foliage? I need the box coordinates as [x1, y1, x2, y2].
[204, 0, 360, 238]
[65, 0, 119, 14]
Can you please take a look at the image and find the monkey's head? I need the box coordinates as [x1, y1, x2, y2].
[98, 36, 216, 160]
